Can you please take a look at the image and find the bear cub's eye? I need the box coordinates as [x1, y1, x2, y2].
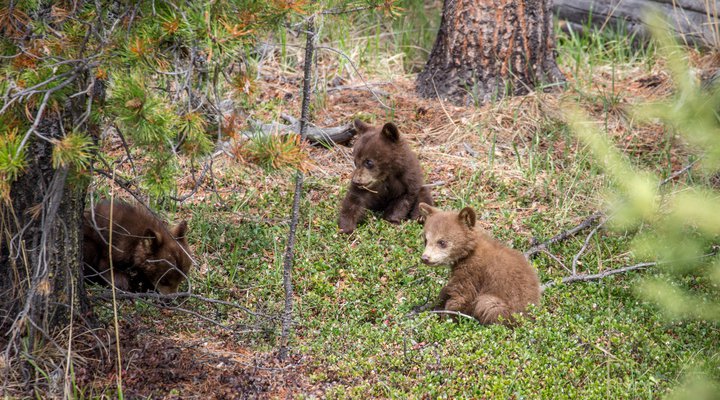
[363, 159, 374, 168]
[437, 240, 447, 249]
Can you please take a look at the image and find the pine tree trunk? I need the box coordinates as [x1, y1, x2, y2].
[0, 91, 92, 391]
[416, 0, 565, 105]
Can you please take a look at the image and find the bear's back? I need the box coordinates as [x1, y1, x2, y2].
[458, 231, 541, 312]
[83, 201, 168, 266]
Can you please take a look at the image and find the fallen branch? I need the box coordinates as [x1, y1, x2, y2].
[538, 248, 571, 273]
[533, 160, 704, 289]
[244, 114, 356, 147]
[541, 261, 657, 291]
[170, 158, 214, 203]
[526, 160, 698, 260]
[659, 158, 700, 186]
[542, 249, 719, 291]
[159, 305, 265, 333]
[524, 211, 604, 259]
[463, 142, 479, 157]
[554, 0, 720, 48]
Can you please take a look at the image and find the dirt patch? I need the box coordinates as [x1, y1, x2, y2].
[76, 321, 315, 399]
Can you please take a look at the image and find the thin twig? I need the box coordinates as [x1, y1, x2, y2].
[93, 169, 146, 205]
[463, 143, 479, 157]
[170, 159, 213, 203]
[538, 248, 571, 273]
[659, 158, 700, 186]
[112, 124, 137, 175]
[321, 5, 376, 14]
[571, 217, 607, 275]
[326, 82, 390, 97]
[428, 310, 477, 322]
[279, 16, 315, 361]
[158, 305, 263, 333]
[422, 181, 446, 188]
[429, 73, 458, 130]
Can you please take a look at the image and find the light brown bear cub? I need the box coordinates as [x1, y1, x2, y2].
[338, 119, 433, 234]
[418, 203, 540, 325]
[83, 200, 193, 295]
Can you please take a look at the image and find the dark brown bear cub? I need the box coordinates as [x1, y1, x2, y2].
[338, 119, 433, 234]
[83, 200, 192, 295]
[418, 203, 540, 325]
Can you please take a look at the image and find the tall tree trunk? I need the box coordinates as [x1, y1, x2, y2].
[0, 121, 87, 390]
[416, 0, 565, 105]
[0, 86, 93, 393]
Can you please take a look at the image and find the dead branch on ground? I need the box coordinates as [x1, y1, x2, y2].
[423, 181, 446, 188]
[570, 217, 608, 274]
[541, 261, 657, 291]
[534, 160, 701, 289]
[244, 114, 356, 147]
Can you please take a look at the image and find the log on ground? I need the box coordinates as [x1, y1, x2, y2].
[554, 0, 720, 48]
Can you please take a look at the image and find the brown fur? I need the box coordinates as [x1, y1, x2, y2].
[418, 203, 540, 325]
[338, 120, 433, 234]
[82, 200, 192, 295]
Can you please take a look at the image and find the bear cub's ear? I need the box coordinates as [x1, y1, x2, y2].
[353, 119, 372, 134]
[143, 228, 163, 251]
[381, 122, 400, 142]
[419, 203, 439, 217]
[171, 220, 188, 239]
[458, 207, 476, 229]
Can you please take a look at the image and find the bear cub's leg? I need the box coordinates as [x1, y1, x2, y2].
[383, 196, 414, 224]
[338, 195, 368, 234]
[95, 259, 130, 291]
[409, 187, 433, 220]
[472, 294, 513, 325]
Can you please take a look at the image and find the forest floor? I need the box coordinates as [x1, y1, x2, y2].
[72, 24, 720, 399]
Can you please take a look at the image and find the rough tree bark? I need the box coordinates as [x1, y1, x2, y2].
[416, 0, 565, 105]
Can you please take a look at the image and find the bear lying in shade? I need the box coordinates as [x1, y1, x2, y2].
[82, 200, 192, 295]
